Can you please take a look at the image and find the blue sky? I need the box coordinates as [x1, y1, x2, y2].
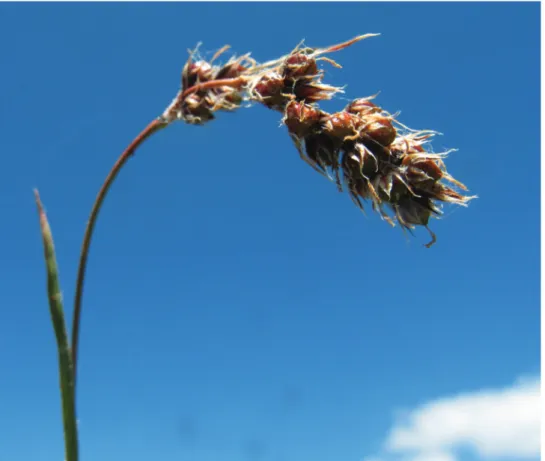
[0, 3, 540, 461]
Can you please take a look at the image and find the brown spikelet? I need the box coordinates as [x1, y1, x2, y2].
[161, 35, 475, 246]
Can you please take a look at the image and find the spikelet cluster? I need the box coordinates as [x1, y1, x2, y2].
[164, 46, 256, 124]
[162, 35, 476, 246]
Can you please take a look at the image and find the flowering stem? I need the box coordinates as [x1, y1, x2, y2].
[34, 190, 79, 461]
[72, 76, 246, 391]
[71, 118, 167, 389]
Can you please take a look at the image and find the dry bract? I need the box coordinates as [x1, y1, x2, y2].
[161, 35, 476, 247]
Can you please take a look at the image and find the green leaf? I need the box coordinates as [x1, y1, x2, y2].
[34, 190, 79, 461]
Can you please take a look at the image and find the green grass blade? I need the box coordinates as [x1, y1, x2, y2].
[34, 190, 79, 461]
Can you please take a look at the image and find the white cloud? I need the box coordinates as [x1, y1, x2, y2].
[365, 376, 541, 461]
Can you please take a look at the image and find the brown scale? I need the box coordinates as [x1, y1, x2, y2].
[252, 74, 291, 110]
[345, 99, 397, 146]
[341, 141, 379, 180]
[345, 176, 370, 209]
[403, 156, 444, 181]
[405, 166, 438, 190]
[292, 80, 340, 104]
[323, 112, 360, 139]
[182, 60, 215, 92]
[341, 151, 381, 204]
[430, 183, 467, 203]
[345, 98, 381, 116]
[215, 62, 248, 79]
[340, 156, 370, 206]
[283, 101, 324, 138]
[394, 195, 435, 227]
[363, 116, 397, 146]
[304, 132, 342, 180]
[383, 191, 439, 248]
[282, 52, 319, 79]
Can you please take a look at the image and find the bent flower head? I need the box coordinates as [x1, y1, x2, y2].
[162, 34, 476, 247]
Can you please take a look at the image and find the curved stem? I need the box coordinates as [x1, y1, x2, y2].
[72, 77, 246, 391]
[71, 78, 244, 391]
[71, 118, 167, 389]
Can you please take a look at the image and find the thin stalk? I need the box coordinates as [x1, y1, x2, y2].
[34, 190, 79, 461]
[71, 118, 167, 388]
[72, 78, 245, 387]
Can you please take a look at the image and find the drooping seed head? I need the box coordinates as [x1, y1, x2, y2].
[165, 36, 475, 247]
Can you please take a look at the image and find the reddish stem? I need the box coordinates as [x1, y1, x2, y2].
[71, 76, 246, 391]
[181, 76, 246, 99]
[71, 118, 167, 389]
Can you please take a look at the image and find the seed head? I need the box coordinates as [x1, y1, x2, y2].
[161, 34, 475, 246]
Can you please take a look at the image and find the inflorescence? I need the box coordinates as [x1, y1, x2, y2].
[161, 35, 476, 247]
